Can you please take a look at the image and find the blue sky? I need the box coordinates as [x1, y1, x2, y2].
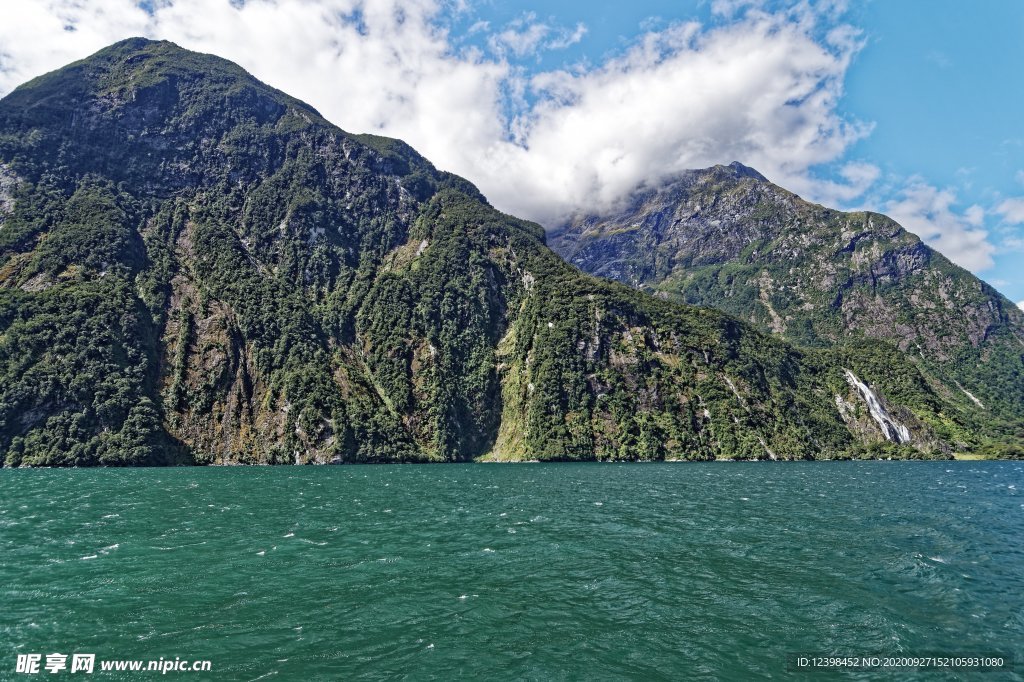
[842, 1, 1024, 302]
[1, 0, 1022, 304]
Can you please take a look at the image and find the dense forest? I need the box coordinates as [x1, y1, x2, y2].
[0, 39, 1019, 465]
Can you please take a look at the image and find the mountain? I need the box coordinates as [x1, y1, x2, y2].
[0, 39, 1011, 465]
[550, 163, 1024, 454]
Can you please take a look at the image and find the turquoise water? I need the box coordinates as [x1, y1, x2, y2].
[1, 462, 1022, 680]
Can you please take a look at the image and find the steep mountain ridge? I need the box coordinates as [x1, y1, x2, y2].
[551, 163, 1024, 448]
[0, 39, 1010, 464]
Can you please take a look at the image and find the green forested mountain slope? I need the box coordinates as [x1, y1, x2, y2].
[0, 39, 1014, 465]
[551, 163, 1024, 453]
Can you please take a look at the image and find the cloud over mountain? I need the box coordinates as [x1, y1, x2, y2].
[884, 181, 994, 271]
[1, 0, 1012, 275]
[0, 0, 867, 226]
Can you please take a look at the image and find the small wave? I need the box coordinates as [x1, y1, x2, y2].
[80, 554, 98, 560]
[283, 532, 295, 538]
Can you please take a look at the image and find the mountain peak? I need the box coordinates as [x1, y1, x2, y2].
[551, 157, 1024, 428]
[723, 161, 768, 181]
[100, 36, 173, 53]
[0, 38, 343, 193]
[3, 35, 324, 120]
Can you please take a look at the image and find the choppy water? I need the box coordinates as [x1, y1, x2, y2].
[1, 462, 1022, 680]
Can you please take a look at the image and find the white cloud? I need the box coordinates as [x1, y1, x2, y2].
[487, 14, 586, 57]
[545, 23, 586, 51]
[0, 0, 150, 95]
[885, 181, 995, 271]
[485, 13, 585, 57]
[1018, 300, 1024, 311]
[488, 13, 550, 57]
[963, 204, 985, 227]
[480, 6, 871, 222]
[995, 197, 1024, 225]
[710, 0, 767, 18]
[0, 0, 870, 227]
[810, 161, 880, 206]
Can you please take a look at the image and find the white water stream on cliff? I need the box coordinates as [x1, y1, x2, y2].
[843, 370, 911, 443]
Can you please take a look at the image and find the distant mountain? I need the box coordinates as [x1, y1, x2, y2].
[551, 162, 1024, 453]
[0, 39, 1014, 465]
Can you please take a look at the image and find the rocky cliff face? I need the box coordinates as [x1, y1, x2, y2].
[0, 40, 1006, 465]
[551, 163, 1024, 445]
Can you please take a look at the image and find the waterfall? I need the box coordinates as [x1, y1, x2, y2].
[843, 370, 911, 444]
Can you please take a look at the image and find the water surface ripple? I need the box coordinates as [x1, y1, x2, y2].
[1, 462, 1022, 680]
